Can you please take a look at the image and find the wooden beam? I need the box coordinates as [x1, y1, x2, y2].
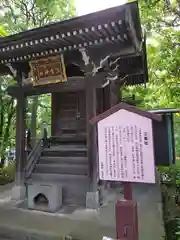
[15, 94, 26, 184]
[7, 74, 108, 97]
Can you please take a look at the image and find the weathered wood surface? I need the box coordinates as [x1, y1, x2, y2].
[15, 94, 26, 184]
[25, 139, 43, 179]
[7, 75, 109, 97]
[85, 75, 98, 191]
[52, 92, 86, 136]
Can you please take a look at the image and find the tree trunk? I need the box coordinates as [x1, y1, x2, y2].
[2, 99, 15, 152]
[0, 87, 5, 158]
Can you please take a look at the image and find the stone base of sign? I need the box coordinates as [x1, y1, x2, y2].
[86, 191, 99, 209]
[11, 184, 26, 201]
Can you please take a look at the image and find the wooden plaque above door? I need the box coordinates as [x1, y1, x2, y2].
[30, 54, 67, 86]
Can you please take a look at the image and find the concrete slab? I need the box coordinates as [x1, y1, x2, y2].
[0, 182, 165, 240]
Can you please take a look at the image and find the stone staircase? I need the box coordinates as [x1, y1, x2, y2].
[26, 92, 90, 207]
[27, 133, 90, 206]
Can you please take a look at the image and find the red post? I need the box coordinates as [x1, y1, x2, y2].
[115, 183, 139, 240]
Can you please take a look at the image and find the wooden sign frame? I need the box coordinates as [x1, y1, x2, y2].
[30, 54, 67, 86]
[90, 102, 162, 184]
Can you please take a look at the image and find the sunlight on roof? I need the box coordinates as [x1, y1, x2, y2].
[75, 0, 127, 16]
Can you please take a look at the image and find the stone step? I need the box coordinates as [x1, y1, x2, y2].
[50, 133, 87, 144]
[30, 172, 89, 182]
[39, 156, 88, 165]
[57, 118, 86, 131]
[28, 173, 89, 205]
[35, 163, 88, 175]
[42, 145, 87, 157]
[60, 129, 84, 135]
[60, 103, 77, 109]
[60, 126, 86, 132]
[49, 144, 86, 149]
[58, 109, 77, 118]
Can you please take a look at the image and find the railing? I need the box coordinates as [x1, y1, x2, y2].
[25, 138, 43, 179]
[42, 128, 49, 147]
[25, 128, 48, 179]
[26, 129, 32, 154]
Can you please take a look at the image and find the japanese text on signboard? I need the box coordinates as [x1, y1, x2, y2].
[98, 110, 155, 183]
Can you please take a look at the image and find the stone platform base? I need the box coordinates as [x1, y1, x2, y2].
[11, 184, 26, 201]
[86, 191, 99, 209]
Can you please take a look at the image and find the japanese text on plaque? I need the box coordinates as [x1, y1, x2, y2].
[101, 125, 149, 181]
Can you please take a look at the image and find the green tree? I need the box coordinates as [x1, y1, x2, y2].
[125, 0, 180, 154]
[125, 0, 180, 106]
[0, 25, 8, 36]
[0, 25, 16, 160]
[0, 0, 76, 157]
[0, 0, 76, 31]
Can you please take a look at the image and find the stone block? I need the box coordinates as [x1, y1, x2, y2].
[86, 191, 99, 209]
[27, 182, 62, 212]
[11, 184, 26, 201]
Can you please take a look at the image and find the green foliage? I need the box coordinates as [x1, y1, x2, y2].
[0, 76, 16, 157]
[125, 0, 179, 103]
[0, 162, 15, 185]
[124, 0, 180, 155]
[0, 25, 8, 36]
[0, 25, 12, 157]
[0, 0, 76, 32]
[159, 165, 180, 239]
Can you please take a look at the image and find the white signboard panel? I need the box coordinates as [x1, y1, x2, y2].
[97, 109, 155, 183]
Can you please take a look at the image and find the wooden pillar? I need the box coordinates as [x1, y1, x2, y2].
[15, 94, 26, 185]
[103, 84, 111, 110]
[110, 81, 121, 107]
[85, 76, 98, 192]
[96, 88, 104, 114]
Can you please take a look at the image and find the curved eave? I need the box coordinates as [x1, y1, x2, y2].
[0, 2, 141, 44]
[0, 2, 142, 66]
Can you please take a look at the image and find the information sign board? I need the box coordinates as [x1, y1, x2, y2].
[97, 109, 155, 183]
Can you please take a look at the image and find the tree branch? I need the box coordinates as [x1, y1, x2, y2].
[20, 0, 31, 26]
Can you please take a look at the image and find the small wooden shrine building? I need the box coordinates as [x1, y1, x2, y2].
[0, 2, 148, 209]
